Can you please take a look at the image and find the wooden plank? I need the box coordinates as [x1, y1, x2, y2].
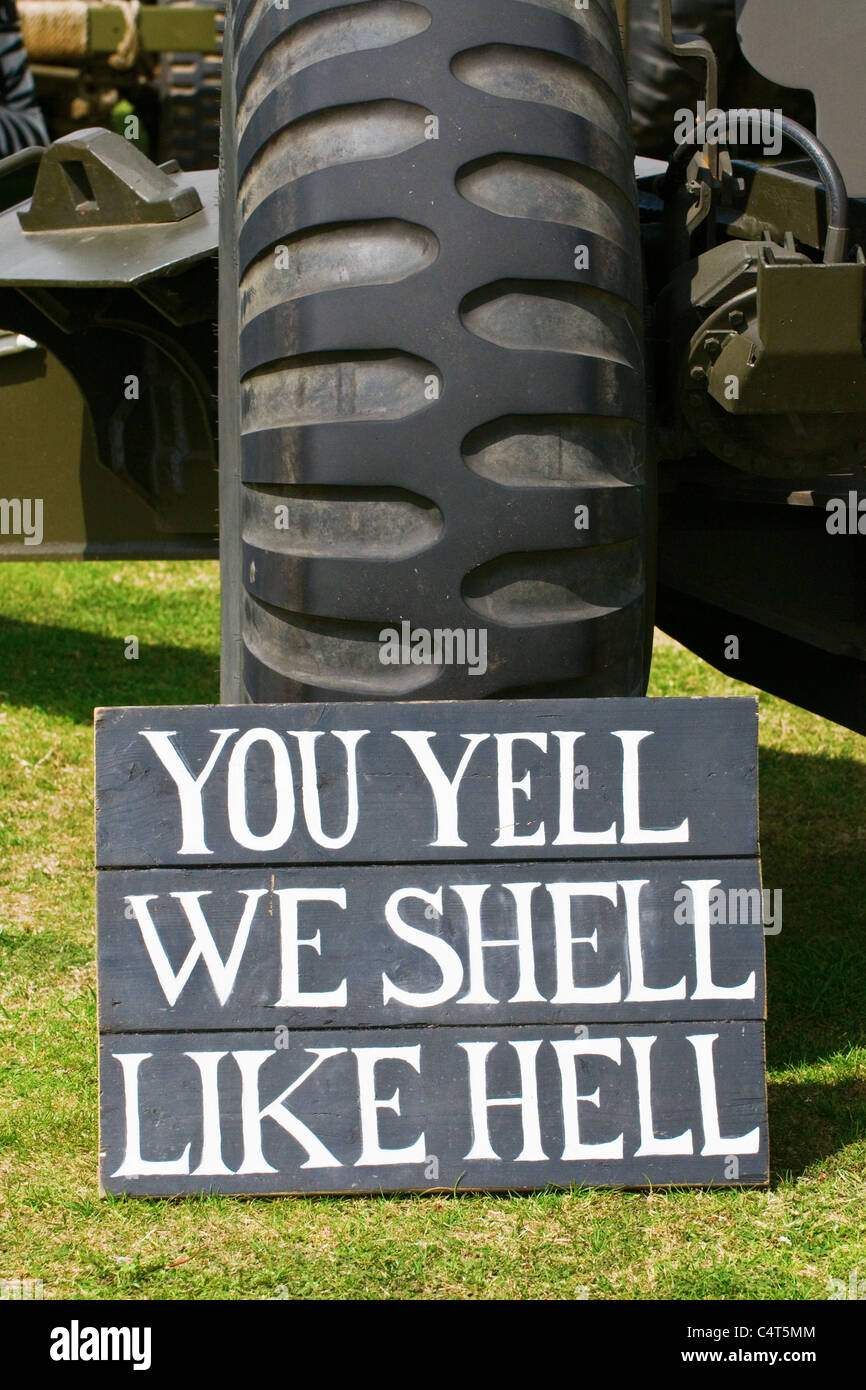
[94, 697, 758, 867]
[98, 1022, 769, 1195]
[97, 860, 766, 1031]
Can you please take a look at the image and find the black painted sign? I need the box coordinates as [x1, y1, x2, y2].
[95, 698, 768, 1194]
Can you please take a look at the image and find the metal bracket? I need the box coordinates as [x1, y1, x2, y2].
[703, 247, 866, 416]
[656, 0, 720, 178]
[0, 131, 217, 288]
[18, 128, 201, 231]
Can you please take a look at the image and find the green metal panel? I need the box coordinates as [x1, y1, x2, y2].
[735, 0, 866, 197]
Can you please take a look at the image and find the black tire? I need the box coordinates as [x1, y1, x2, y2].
[219, 0, 650, 703]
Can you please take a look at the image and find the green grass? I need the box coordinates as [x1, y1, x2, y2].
[1, 560, 864, 1300]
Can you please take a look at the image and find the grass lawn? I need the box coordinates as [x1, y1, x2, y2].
[0, 560, 864, 1300]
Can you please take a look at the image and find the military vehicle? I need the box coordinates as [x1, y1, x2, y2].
[0, 0, 863, 733]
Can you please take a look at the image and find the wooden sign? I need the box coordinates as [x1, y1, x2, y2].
[95, 698, 768, 1194]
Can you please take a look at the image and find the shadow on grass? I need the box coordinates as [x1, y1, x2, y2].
[768, 1073, 866, 1178]
[0, 615, 219, 722]
[758, 746, 866, 1070]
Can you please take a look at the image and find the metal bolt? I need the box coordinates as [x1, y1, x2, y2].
[705, 337, 722, 360]
[690, 365, 707, 384]
[728, 309, 746, 329]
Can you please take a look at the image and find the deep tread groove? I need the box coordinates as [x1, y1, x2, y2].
[237, 0, 432, 134]
[457, 154, 635, 242]
[239, 100, 432, 221]
[450, 44, 630, 149]
[241, 351, 441, 431]
[459, 279, 642, 366]
[462, 415, 644, 489]
[517, 0, 622, 54]
[240, 220, 439, 325]
[244, 593, 443, 696]
[243, 483, 444, 559]
[462, 543, 644, 626]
